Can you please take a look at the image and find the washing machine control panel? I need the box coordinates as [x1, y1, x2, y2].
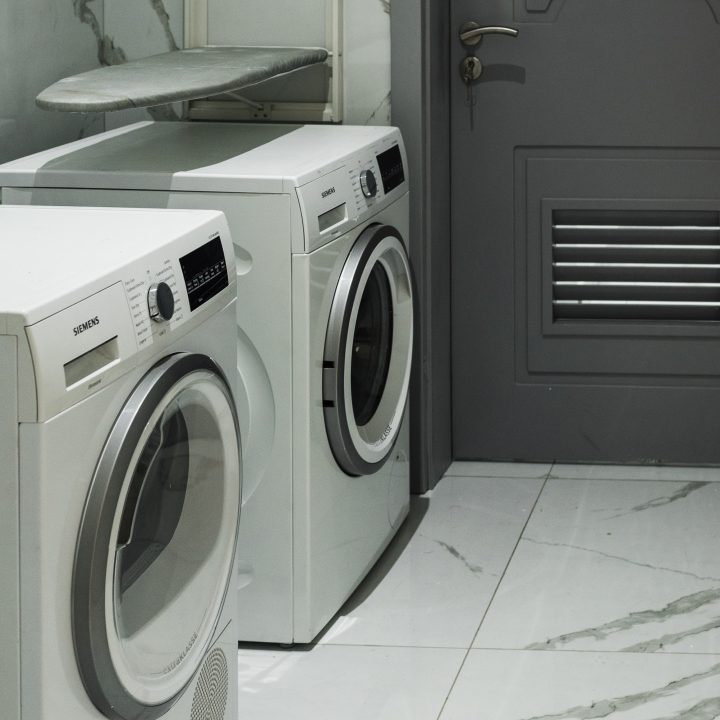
[147, 282, 175, 322]
[359, 168, 378, 198]
[123, 234, 229, 348]
[178, 235, 229, 311]
[296, 133, 408, 253]
[25, 220, 234, 422]
[349, 140, 407, 219]
[123, 260, 185, 350]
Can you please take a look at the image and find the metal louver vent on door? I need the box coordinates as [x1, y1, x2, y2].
[552, 209, 720, 321]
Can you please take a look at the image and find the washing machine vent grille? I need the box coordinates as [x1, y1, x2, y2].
[190, 648, 229, 720]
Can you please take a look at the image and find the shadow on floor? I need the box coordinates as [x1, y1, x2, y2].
[238, 495, 430, 651]
[314, 495, 430, 638]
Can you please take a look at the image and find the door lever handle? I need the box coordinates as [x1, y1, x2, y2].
[459, 22, 519, 48]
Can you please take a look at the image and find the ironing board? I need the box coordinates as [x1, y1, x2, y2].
[36, 46, 329, 112]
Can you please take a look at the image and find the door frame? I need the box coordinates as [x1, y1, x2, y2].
[391, 0, 452, 492]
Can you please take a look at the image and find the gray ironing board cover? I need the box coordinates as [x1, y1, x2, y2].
[36, 46, 329, 112]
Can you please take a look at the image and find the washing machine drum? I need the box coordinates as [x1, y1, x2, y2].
[323, 223, 414, 476]
[72, 353, 241, 719]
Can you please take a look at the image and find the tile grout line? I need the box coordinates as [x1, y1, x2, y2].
[546, 461, 720, 484]
[314, 642, 478, 651]
[250, 642, 720, 656]
[434, 469, 552, 720]
[465, 463, 554, 648]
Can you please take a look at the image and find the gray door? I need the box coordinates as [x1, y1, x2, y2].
[451, 0, 720, 463]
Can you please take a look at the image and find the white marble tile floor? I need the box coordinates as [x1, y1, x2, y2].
[237, 461, 720, 719]
[237, 645, 465, 720]
[319, 475, 544, 649]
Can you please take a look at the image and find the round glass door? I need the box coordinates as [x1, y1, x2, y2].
[323, 224, 414, 476]
[351, 264, 394, 427]
[73, 353, 241, 720]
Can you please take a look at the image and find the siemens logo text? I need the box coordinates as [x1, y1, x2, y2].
[73, 317, 100, 336]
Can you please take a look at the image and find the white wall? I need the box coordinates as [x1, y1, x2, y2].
[344, 0, 391, 125]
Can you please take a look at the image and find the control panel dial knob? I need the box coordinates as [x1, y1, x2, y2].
[360, 169, 378, 198]
[148, 282, 175, 323]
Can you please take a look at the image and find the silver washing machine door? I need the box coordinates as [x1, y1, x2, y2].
[72, 352, 241, 720]
[323, 223, 414, 476]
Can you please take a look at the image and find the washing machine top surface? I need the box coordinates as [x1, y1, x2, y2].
[0, 205, 229, 323]
[0, 121, 406, 195]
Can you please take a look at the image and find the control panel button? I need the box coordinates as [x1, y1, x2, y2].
[148, 282, 175, 323]
[360, 169, 378, 198]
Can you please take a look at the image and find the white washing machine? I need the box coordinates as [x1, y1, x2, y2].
[0, 122, 414, 644]
[0, 205, 240, 719]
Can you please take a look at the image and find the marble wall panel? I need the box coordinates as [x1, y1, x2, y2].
[0, 0, 105, 164]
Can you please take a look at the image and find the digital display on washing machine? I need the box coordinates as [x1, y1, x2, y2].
[376, 144, 405, 194]
[180, 236, 228, 311]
